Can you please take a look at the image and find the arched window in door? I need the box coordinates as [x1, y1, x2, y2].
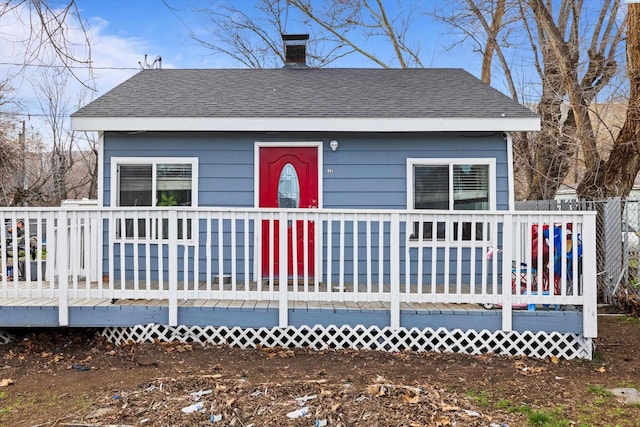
[278, 163, 300, 208]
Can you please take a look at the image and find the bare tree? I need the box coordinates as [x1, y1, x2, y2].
[69, 131, 98, 199]
[32, 70, 95, 205]
[167, 0, 426, 68]
[287, 0, 425, 68]
[0, 80, 24, 205]
[527, 0, 625, 200]
[0, 114, 50, 207]
[434, 0, 625, 200]
[0, 0, 95, 204]
[582, 3, 640, 199]
[165, 0, 290, 68]
[36, 70, 68, 205]
[0, 0, 94, 88]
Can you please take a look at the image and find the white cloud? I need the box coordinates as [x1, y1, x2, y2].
[0, 4, 158, 142]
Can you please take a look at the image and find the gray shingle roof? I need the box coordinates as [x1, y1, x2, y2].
[72, 68, 537, 120]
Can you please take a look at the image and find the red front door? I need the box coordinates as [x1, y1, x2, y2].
[259, 146, 318, 278]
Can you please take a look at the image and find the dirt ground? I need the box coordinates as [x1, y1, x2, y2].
[1, 311, 640, 427]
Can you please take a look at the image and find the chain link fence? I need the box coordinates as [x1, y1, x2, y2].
[622, 200, 640, 310]
[516, 198, 640, 313]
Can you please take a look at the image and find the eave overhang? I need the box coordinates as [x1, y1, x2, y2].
[71, 116, 541, 133]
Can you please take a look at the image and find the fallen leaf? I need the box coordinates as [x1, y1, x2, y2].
[0, 378, 14, 387]
[301, 378, 327, 384]
[365, 384, 378, 394]
[320, 389, 332, 397]
[550, 355, 559, 364]
[402, 394, 420, 404]
[435, 415, 452, 426]
[441, 404, 460, 411]
[596, 366, 606, 373]
[176, 344, 193, 353]
[366, 384, 386, 397]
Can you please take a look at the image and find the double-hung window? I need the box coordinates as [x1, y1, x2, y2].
[407, 158, 494, 241]
[112, 158, 198, 239]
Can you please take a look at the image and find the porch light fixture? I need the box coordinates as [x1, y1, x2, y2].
[329, 140, 339, 151]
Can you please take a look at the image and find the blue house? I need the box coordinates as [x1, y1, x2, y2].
[0, 37, 597, 359]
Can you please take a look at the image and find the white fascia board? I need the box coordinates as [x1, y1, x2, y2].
[72, 116, 540, 133]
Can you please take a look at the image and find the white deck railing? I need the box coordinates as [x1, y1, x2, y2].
[0, 208, 597, 337]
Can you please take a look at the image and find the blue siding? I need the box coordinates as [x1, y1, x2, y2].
[103, 132, 510, 210]
[103, 132, 510, 283]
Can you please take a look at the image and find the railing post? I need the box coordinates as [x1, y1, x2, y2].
[501, 214, 513, 331]
[390, 213, 400, 329]
[57, 210, 69, 326]
[168, 210, 178, 326]
[279, 211, 289, 327]
[582, 213, 598, 338]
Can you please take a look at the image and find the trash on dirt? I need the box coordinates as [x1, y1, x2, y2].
[315, 419, 328, 426]
[181, 402, 205, 414]
[295, 394, 317, 405]
[190, 389, 213, 400]
[85, 407, 116, 419]
[286, 406, 309, 419]
[464, 409, 481, 417]
[71, 363, 90, 371]
[210, 413, 223, 422]
[0, 378, 14, 387]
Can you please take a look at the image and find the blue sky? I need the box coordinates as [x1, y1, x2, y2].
[73, 0, 481, 87]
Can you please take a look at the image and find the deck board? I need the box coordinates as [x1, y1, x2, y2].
[0, 278, 584, 334]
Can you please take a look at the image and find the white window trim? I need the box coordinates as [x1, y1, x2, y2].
[406, 158, 496, 211]
[110, 157, 199, 207]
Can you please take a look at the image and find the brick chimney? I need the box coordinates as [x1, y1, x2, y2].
[282, 34, 309, 67]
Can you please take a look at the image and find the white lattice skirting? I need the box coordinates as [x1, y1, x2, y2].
[0, 330, 15, 345]
[100, 324, 594, 360]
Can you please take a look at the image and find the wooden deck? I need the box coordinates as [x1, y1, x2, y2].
[0, 288, 583, 334]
